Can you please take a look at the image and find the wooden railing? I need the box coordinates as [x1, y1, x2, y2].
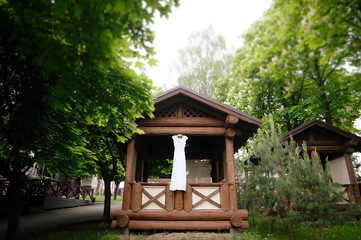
[37, 179, 94, 200]
[128, 182, 232, 212]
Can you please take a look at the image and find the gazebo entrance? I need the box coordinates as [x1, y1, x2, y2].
[112, 86, 262, 231]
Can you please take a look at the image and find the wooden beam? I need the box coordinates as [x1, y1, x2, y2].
[344, 139, 358, 147]
[230, 214, 242, 227]
[113, 215, 129, 228]
[306, 146, 346, 153]
[112, 209, 248, 221]
[137, 118, 224, 127]
[225, 115, 239, 128]
[128, 220, 232, 230]
[140, 126, 226, 136]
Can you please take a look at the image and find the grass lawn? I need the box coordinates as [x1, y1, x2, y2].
[244, 220, 361, 240]
[27, 220, 361, 240]
[85, 195, 123, 202]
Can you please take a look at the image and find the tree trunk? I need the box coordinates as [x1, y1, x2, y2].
[290, 222, 294, 240]
[6, 166, 22, 240]
[103, 177, 111, 224]
[113, 183, 119, 200]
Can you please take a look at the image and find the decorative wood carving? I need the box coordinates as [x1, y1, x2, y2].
[154, 104, 177, 118]
[183, 104, 210, 118]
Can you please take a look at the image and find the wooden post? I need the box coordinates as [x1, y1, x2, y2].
[142, 156, 149, 182]
[175, 190, 184, 211]
[165, 184, 174, 211]
[218, 153, 224, 181]
[135, 153, 143, 182]
[344, 153, 361, 204]
[122, 183, 132, 210]
[220, 184, 230, 211]
[225, 133, 237, 210]
[131, 183, 142, 212]
[184, 184, 192, 212]
[123, 138, 135, 210]
[229, 184, 237, 211]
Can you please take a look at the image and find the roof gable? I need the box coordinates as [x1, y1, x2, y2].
[282, 119, 361, 152]
[154, 86, 263, 128]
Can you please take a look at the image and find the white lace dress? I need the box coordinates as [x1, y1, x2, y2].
[170, 135, 188, 191]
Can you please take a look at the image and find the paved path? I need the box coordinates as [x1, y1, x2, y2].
[0, 201, 122, 239]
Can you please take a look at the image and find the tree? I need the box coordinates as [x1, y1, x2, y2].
[86, 126, 126, 224]
[240, 116, 299, 236]
[215, 0, 361, 133]
[173, 25, 231, 97]
[240, 116, 345, 239]
[289, 145, 344, 240]
[0, 0, 179, 238]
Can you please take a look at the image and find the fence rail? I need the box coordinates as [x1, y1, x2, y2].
[0, 179, 94, 200]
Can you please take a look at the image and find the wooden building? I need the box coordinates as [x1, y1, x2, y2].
[112, 86, 262, 231]
[282, 119, 361, 205]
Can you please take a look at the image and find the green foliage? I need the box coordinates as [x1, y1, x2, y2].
[0, 0, 179, 237]
[173, 25, 232, 97]
[289, 145, 345, 240]
[240, 116, 351, 240]
[148, 158, 173, 179]
[215, 0, 361, 133]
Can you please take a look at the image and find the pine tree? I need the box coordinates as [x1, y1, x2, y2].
[289, 144, 344, 240]
[240, 116, 296, 234]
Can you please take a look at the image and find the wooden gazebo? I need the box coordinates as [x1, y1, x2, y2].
[282, 119, 361, 205]
[112, 86, 262, 232]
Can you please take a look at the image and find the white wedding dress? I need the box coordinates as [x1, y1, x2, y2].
[170, 135, 188, 191]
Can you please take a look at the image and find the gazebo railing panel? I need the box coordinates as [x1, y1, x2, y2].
[129, 182, 231, 212]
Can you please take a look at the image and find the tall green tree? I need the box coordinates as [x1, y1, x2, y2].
[0, 0, 178, 239]
[215, 0, 361, 132]
[173, 25, 231, 97]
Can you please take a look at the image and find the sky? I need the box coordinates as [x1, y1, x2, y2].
[145, 0, 273, 89]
